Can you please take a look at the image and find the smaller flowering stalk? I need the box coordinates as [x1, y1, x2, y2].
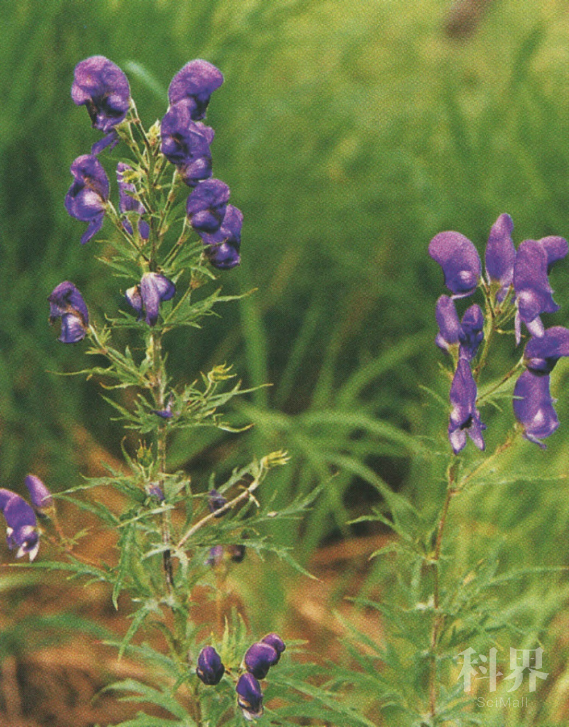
[196, 646, 225, 685]
[0, 489, 39, 561]
[48, 281, 89, 343]
[71, 55, 131, 154]
[125, 272, 176, 326]
[65, 155, 110, 244]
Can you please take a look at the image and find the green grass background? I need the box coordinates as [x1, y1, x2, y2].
[3, 0, 569, 722]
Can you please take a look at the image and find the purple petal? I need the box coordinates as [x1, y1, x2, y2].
[24, 475, 53, 510]
[429, 231, 481, 298]
[199, 205, 243, 270]
[459, 304, 484, 361]
[523, 326, 569, 374]
[513, 370, 559, 447]
[236, 673, 263, 719]
[71, 56, 130, 133]
[160, 101, 213, 169]
[538, 236, 568, 269]
[168, 60, 224, 120]
[244, 642, 279, 680]
[0, 493, 39, 561]
[187, 179, 230, 233]
[435, 295, 461, 353]
[139, 273, 176, 326]
[514, 240, 559, 342]
[196, 646, 225, 685]
[485, 213, 515, 301]
[448, 358, 485, 454]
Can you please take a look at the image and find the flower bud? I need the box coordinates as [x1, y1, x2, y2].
[236, 673, 263, 720]
[24, 475, 53, 513]
[196, 646, 225, 685]
[244, 642, 278, 680]
[261, 633, 286, 662]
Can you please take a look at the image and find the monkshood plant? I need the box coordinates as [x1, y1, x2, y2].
[331, 214, 569, 726]
[1, 56, 372, 727]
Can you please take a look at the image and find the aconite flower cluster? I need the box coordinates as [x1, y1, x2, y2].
[429, 213, 569, 450]
[52, 54, 243, 345]
[196, 634, 286, 720]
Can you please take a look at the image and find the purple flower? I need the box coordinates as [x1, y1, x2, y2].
[125, 272, 175, 326]
[485, 213, 515, 302]
[71, 56, 130, 153]
[24, 475, 53, 512]
[448, 358, 486, 454]
[513, 370, 559, 447]
[513, 238, 567, 343]
[187, 179, 230, 233]
[428, 231, 482, 298]
[147, 483, 165, 501]
[244, 642, 279, 680]
[199, 205, 242, 269]
[65, 155, 110, 244]
[458, 304, 484, 361]
[160, 100, 214, 183]
[0, 489, 39, 561]
[196, 646, 225, 685]
[523, 326, 569, 375]
[48, 281, 89, 343]
[206, 545, 224, 567]
[152, 394, 175, 420]
[236, 673, 263, 720]
[435, 296, 461, 354]
[435, 297, 484, 360]
[261, 633, 286, 663]
[208, 489, 227, 517]
[168, 60, 224, 121]
[117, 163, 150, 239]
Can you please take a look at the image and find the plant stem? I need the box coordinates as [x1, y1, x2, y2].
[429, 459, 458, 720]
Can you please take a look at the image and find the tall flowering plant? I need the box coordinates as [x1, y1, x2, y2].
[5, 56, 368, 726]
[337, 214, 569, 725]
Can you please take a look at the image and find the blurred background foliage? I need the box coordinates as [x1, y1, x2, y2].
[3, 0, 569, 721]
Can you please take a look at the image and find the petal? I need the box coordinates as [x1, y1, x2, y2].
[513, 370, 559, 446]
[523, 326, 569, 374]
[429, 231, 481, 297]
[485, 213, 515, 298]
[435, 295, 461, 353]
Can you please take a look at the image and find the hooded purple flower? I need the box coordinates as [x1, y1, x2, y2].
[160, 100, 214, 184]
[71, 56, 130, 153]
[187, 179, 230, 233]
[429, 231, 482, 298]
[244, 642, 279, 680]
[236, 673, 263, 720]
[435, 295, 461, 354]
[24, 475, 53, 513]
[168, 60, 224, 121]
[48, 281, 89, 343]
[125, 272, 175, 326]
[458, 304, 484, 361]
[208, 489, 227, 517]
[65, 155, 110, 244]
[261, 633, 286, 663]
[485, 213, 515, 302]
[199, 205, 242, 270]
[117, 163, 150, 239]
[513, 237, 567, 343]
[513, 370, 559, 447]
[435, 297, 484, 360]
[0, 489, 39, 561]
[448, 358, 486, 454]
[523, 326, 569, 375]
[196, 646, 225, 685]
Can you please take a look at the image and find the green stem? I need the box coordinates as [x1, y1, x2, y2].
[429, 459, 458, 720]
